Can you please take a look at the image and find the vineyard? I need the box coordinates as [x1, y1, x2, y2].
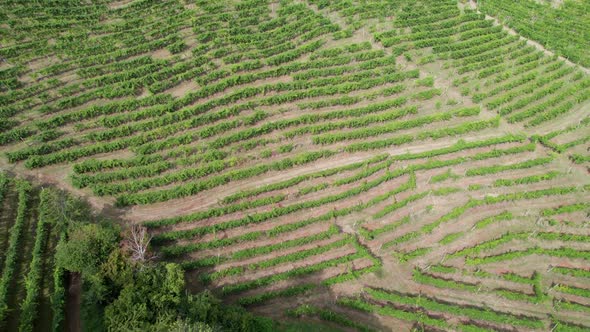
[0, 175, 79, 331]
[0, 0, 589, 331]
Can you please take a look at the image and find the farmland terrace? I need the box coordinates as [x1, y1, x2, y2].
[0, 0, 589, 331]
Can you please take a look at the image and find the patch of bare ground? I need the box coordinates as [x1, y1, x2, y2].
[359, 257, 416, 295]
[65, 273, 82, 332]
[268, 1, 278, 19]
[108, 0, 135, 10]
[26, 54, 59, 73]
[151, 48, 173, 60]
[165, 80, 200, 98]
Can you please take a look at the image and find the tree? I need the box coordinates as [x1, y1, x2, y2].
[103, 263, 188, 331]
[124, 224, 154, 263]
[55, 222, 120, 277]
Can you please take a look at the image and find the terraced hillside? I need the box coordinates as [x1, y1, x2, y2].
[1, 0, 589, 330]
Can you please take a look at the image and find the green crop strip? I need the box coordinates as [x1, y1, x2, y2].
[287, 304, 378, 332]
[365, 287, 543, 328]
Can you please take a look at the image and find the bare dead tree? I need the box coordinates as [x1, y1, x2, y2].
[126, 224, 155, 263]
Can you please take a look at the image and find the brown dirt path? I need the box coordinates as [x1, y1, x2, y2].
[65, 273, 81, 332]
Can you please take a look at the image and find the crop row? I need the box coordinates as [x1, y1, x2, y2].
[366, 287, 542, 328]
[286, 304, 376, 332]
[466, 247, 590, 265]
[465, 156, 553, 176]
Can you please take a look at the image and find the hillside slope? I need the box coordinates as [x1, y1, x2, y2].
[1, 0, 589, 330]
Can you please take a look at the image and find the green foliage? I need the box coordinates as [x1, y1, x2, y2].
[570, 154, 590, 164]
[360, 215, 410, 240]
[432, 187, 461, 196]
[474, 211, 512, 229]
[416, 76, 434, 87]
[146, 195, 285, 229]
[494, 171, 560, 187]
[429, 169, 459, 183]
[157, 169, 414, 249]
[299, 183, 328, 195]
[501, 272, 532, 284]
[2, 2, 590, 330]
[313, 106, 476, 145]
[373, 191, 428, 220]
[554, 284, 590, 299]
[466, 247, 590, 265]
[396, 247, 431, 262]
[413, 268, 479, 292]
[468, 184, 482, 191]
[552, 267, 590, 279]
[55, 223, 120, 282]
[104, 263, 185, 330]
[439, 232, 463, 245]
[0, 173, 8, 205]
[542, 202, 590, 217]
[466, 156, 553, 176]
[429, 265, 457, 274]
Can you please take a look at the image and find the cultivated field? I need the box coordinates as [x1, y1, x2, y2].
[0, 0, 589, 331]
